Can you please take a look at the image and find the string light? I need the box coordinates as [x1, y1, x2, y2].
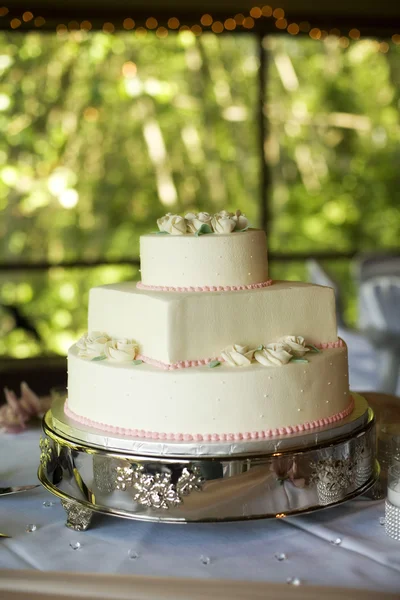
[123, 18, 135, 30]
[349, 28, 360, 40]
[156, 26, 168, 38]
[145, 17, 157, 30]
[34, 16, 45, 27]
[243, 17, 255, 29]
[275, 18, 287, 30]
[211, 21, 223, 33]
[200, 14, 212, 27]
[273, 8, 285, 19]
[102, 22, 115, 33]
[250, 7, 262, 19]
[80, 20, 92, 31]
[309, 28, 321, 40]
[287, 23, 300, 35]
[224, 18, 236, 31]
[262, 6, 273, 17]
[168, 17, 179, 29]
[56, 24, 67, 35]
[0, 3, 399, 52]
[191, 24, 202, 36]
[234, 14, 245, 25]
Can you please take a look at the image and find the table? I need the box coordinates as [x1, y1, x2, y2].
[1, 424, 400, 596]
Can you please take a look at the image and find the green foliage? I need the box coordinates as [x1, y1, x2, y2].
[0, 31, 399, 357]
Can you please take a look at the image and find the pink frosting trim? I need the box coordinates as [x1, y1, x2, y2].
[315, 339, 345, 349]
[137, 354, 224, 371]
[136, 280, 273, 293]
[64, 395, 354, 442]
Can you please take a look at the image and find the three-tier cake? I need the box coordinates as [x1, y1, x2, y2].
[65, 210, 353, 441]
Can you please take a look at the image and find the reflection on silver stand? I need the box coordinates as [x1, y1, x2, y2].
[38, 394, 378, 530]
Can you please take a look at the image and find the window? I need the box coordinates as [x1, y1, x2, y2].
[1, 28, 399, 357]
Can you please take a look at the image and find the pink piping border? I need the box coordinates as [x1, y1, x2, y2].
[136, 280, 273, 293]
[136, 339, 345, 370]
[64, 395, 354, 442]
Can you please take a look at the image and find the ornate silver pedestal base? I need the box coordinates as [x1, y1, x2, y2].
[38, 394, 378, 527]
[61, 499, 93, 531]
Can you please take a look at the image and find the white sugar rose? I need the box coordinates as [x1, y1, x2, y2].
[77, 332, 110, 358]
[221, 344, 255, 367]
[184, 212, 197, 221]
[157, 213, 173, 233]
[187, 211, 213, 233]
[105, 338, 139, 362]
[166, 215, 188, 235]
[254, 343, 292, 367]
[211, 213, 236, 234]
[278, 336, 309, 357]
[232, 209, 248, 231]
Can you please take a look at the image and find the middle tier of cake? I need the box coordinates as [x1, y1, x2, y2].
[88, 280, 339, 366]
[66, 344, 351, 440]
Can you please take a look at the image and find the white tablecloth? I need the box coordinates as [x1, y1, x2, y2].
[1, 427, 400, 594]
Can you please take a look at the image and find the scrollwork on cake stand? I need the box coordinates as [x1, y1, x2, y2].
[39, 436, 53, 469]
[310, 457, 354, 505]
[61, 498, 93, 531]
[94, 459, 204, 510]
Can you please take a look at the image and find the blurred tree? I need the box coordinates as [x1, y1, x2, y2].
[0, 31, 399, 357]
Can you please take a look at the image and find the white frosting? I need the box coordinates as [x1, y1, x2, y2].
[88, 281, 338, 364]
[67, 345, 350, 436]
[139, 229, 268, 288]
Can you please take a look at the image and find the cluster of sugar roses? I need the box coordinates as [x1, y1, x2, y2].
[220, 336, 319, 368]
[77, 332, 141, 363]
[157, 209, 248, 236]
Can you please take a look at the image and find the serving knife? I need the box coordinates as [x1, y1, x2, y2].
[0, 484, 40, 496]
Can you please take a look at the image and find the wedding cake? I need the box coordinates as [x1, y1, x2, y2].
[65, 210, 353, 441]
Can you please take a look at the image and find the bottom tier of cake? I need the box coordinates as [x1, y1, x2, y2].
[66, 344, 351, 440]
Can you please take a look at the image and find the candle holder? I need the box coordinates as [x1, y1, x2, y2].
[385, 464, 400, 541]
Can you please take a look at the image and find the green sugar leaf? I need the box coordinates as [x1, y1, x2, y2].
[290, 358, 309, 363]
[195, 223, 213, 236]
[155, 230, 169, 235]
[132, 359, 143, 365]
[208, 360, 221, 368]
[256, 345, 264, 351]
[91, 355, 107, 361]
[235, 225, 249, 232]
[307, 344, 321, 353]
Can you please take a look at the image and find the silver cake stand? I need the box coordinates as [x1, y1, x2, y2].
[38, 393, 378, 530]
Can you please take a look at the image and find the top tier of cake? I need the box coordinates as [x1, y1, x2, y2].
[139, 229, 269, 289]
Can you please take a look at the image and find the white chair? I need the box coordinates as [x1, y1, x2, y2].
[357, 256, 400, 394]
